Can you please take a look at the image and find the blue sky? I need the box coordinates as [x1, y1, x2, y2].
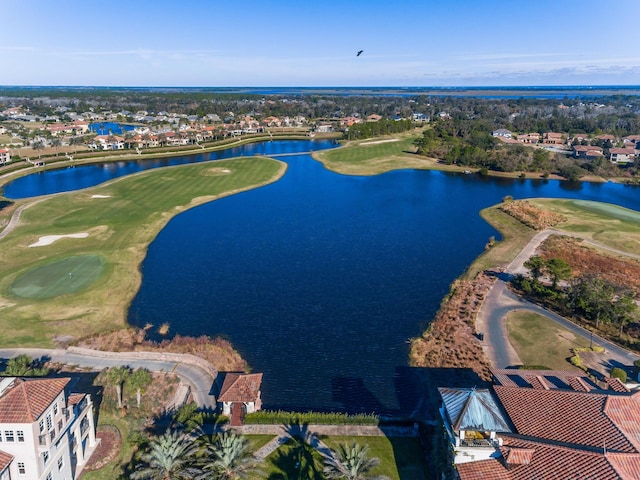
[2, 0, 639, 87]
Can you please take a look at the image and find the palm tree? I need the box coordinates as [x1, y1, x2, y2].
[199, 430, 259, 480]
[323, 442, 387, 480]
[105, 366, 131, 409]
[131, 429, 201, 480]
[128, 368, 153, 408]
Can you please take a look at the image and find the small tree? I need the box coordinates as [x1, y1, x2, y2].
[610, 367, 627, 383]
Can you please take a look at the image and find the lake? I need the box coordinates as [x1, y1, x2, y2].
[4, 141, 640, 413]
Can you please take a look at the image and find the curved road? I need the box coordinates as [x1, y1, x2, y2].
[0, 348, 216, 410]
[477, 229, 640, 371]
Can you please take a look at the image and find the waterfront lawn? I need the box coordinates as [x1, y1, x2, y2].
[530, 199, 640, 255]
[506, 310, 590, 370]
[321, 435, 429, 480]
[257, 435, 428, 480]
[314, 131, 434, 175]
[0, 157, 285, 347]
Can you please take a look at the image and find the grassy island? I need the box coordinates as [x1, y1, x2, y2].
[0, 156, 286, 347]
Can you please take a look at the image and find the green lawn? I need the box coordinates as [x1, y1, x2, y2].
[80, 414, 134, 480]
[0, 157, 286, 346]
[506, 310, 590, 370]
[313, 131, 438, 175]
[255, 435, 428, 480]
[530, 199, 640, 254]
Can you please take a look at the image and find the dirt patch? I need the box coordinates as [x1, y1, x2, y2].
[81, 425, 121, 473]
[410, 272, 494, 381]
[201, 167, 232, 176]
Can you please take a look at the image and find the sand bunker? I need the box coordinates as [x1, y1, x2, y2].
[359, 138, 400, 145]
[91, 194, 111, 198]
[29, 232, 89, 247]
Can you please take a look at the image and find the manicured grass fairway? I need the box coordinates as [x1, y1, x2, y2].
[313, 131, 435, 175]
[530, 199, 640, 254]
[0, 157, 285, 346]
[11, 254, 105, 299]
[506, 310, 590, 370]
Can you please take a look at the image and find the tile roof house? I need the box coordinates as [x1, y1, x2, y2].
[0, 149, 10, 166]
[0, 377, 97, 480]
[609, 147, 636, 164]
[217, 373, 263, 426]
[440, 370, 640, 479]
[573, 144, 604, 159]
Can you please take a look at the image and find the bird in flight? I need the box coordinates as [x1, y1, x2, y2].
[356, 50, 364, 57]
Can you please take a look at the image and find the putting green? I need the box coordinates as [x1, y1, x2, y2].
[11, 255, 105, 300]
[571, 200, 640, 224]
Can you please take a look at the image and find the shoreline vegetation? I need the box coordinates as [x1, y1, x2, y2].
[1, 130, 637, 377]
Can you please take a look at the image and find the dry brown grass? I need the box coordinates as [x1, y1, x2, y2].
[538, 235, 640, 295]
[498, 200, 567, 230]
[77, 329, 249, 372]
[409, 272, 494, 381]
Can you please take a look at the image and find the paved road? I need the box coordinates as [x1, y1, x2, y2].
[0, 348, 217, 409]
[477, 229, 640, 371]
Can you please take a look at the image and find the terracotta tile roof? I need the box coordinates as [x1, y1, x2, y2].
[607, 453, 640, 479]
[503, 447, 535, 465]
[218, 373, 262, 403]
[0, 378, 69, 423]
[606, 377, 630, 392]
[458, 439, 640, 480]
[67, 393, 86, 407]
[456, 458, 511, 480]
[493, 385, 637, 453]
[0, 451, 13, 473]
[604, 392, 640, 452]
[492, 369, 599, 391]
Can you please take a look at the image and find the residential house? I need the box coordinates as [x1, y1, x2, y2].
[366, 114, 383, 122]
[217, 373, 263, 427]
[492, 129, 512, 139]
[542, 132, 565, 145]
[573, 144, 603, 160]
[440, 369, 640, 480]
[623, 135, 640, 148]
[609, 147, 636, 164]
[0, 377, 97, 480]
[90, 135, 124, 150]
[516, 133, 540, 144]
[0, 149, 10, 166]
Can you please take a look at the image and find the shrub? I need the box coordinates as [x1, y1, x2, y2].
[610, 367, 627, 383]
[569, 355, 585, 370]
[634, 359, 640, 371]
[244, 410, 379, 426]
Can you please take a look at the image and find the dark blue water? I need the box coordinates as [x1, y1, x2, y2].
[89, 122, 137, 135]
[5, 141, 640, 413]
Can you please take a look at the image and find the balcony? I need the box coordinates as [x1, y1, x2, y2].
[459, 437, 501, 448]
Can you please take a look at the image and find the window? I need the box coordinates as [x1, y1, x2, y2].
[17, 463, 25, 475]
[17, 430, 24, 442]
[53, 402, 59, 415]
[46, 413, 53, 431]
[4, 431, 13, 442]
[43, 451, 49, 464]
[46, 473, 52, 480]
[39, 419, 45, 433]
[57, 457, 63, 470]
